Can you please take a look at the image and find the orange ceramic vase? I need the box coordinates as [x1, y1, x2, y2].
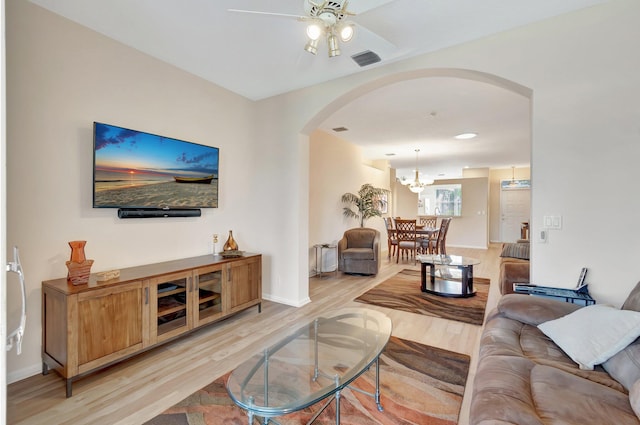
[66, 240, 93, 285]
[68, 240, 87, 263]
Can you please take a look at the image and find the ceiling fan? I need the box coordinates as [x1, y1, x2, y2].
[229, 0, 369, 58]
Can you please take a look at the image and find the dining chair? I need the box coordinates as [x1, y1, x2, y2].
[429, 217, 452, 255]
[418, 215, 438, 228]
[394, 219, 417, 264]
[383, 217, 397, 260]
[417, 215, 438, 253]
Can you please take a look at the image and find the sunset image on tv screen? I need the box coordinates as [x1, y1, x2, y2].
[93, 122, 219, 208]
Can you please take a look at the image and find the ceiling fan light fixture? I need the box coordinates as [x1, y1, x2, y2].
[306, 22, 323, 40]
[327, 33, 341, 57]
[338, 22, 354, 42]
[304, 37, 319, 55]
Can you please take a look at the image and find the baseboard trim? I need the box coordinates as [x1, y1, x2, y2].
[8, 363, 41, 385]
[262, 294, 311, 308]
[447, 244, 489, 250]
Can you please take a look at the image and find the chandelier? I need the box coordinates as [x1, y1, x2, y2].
[507, 166, 518, 187]
[400, 149, 433, 194]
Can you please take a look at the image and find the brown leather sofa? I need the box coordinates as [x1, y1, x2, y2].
[499, 241, 530, 294]
[337, 228, 380, 275]
[470, 282, 640, 425]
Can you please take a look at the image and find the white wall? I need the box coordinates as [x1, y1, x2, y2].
[309, 130, 390, 272]
[395, 177, 489, 249]
[1, 0, 7, 416]
[393, 182, 419, 219]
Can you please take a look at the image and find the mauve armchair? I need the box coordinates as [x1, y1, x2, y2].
[337, 228, 380, 275]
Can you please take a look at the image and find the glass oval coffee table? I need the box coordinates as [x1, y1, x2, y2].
[226, 307, 392, 424]
[416, 254, 480, 298]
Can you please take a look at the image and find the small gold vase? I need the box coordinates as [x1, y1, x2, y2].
[223, 230, 238, 251]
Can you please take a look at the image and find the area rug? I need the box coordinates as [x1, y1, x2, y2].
[354, 269, 489, 326]
[145, 336, 470, 425]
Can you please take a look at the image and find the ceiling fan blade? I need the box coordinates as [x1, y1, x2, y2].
[341, 0, 356, 17]
[227, 9, 309, 21]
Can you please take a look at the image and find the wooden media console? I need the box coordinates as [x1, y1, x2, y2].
[42, 253, 262, 397]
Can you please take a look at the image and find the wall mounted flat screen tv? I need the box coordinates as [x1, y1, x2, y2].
[93, 122, 219, 209]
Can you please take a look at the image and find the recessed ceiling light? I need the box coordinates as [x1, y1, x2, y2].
[455, 133, 477, 140]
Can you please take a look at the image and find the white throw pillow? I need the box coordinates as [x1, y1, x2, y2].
[538, 304, 640, 370]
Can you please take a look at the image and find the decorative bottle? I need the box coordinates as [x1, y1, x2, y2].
[223, 230, 238, 251]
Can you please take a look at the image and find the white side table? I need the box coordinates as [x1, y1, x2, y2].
[313, 244, 338, 278]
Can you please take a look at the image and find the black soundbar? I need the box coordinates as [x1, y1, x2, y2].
[117, 208, 201, 219]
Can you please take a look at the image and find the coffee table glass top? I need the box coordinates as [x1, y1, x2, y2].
[226, 307, 392, 418]
[417, 254, 480, 266]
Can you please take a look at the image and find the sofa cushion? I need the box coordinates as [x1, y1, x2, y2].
[538, 304, 640, 370]
[604, 338, 640, 391]
[623, 281, 640, 312]
[500, 242, 530, 260]
[498, 293, 581, 326]
[341, 247, 374, 260]
[471, 355, 544, 425]
[631, 380, 640, 419]
[345, 229, 376, 248]
[531, 365, 639, 425]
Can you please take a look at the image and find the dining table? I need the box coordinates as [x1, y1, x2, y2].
[415, 226, 438, 254]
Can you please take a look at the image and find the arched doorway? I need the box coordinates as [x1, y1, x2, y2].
[302, 68, 532, 280]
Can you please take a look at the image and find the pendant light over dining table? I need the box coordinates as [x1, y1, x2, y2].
[405, 149, 433, 194]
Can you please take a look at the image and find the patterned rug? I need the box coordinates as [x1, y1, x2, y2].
[145, 336, 470, 425]
[354, 269, 489, 326]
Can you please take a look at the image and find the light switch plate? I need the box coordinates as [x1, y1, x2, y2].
[537, 228, 548, 243]
[543, 215, 562, 230]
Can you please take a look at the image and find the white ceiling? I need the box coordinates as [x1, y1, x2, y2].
[29, 0, 607, 179]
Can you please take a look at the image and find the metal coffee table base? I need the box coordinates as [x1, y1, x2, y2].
[247, 357, 384, 425]
[226, 310, 392, 425]
[420, 261, 476, 298]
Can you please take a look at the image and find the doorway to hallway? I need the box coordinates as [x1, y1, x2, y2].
[500, 187, 530, 242]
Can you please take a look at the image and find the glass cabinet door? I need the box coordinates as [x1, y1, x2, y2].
[194, 266, 224, 326]
[149, 272, 191, 342]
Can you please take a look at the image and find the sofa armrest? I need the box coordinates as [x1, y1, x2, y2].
[500, 257, 530, 295]
[497, 294, 582, 326]
[337, 236, 347, 256]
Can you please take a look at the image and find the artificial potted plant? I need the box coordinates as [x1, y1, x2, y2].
[341, 183, 389, 227]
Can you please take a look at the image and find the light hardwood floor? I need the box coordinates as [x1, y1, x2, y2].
[8, 244, 503, 425]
